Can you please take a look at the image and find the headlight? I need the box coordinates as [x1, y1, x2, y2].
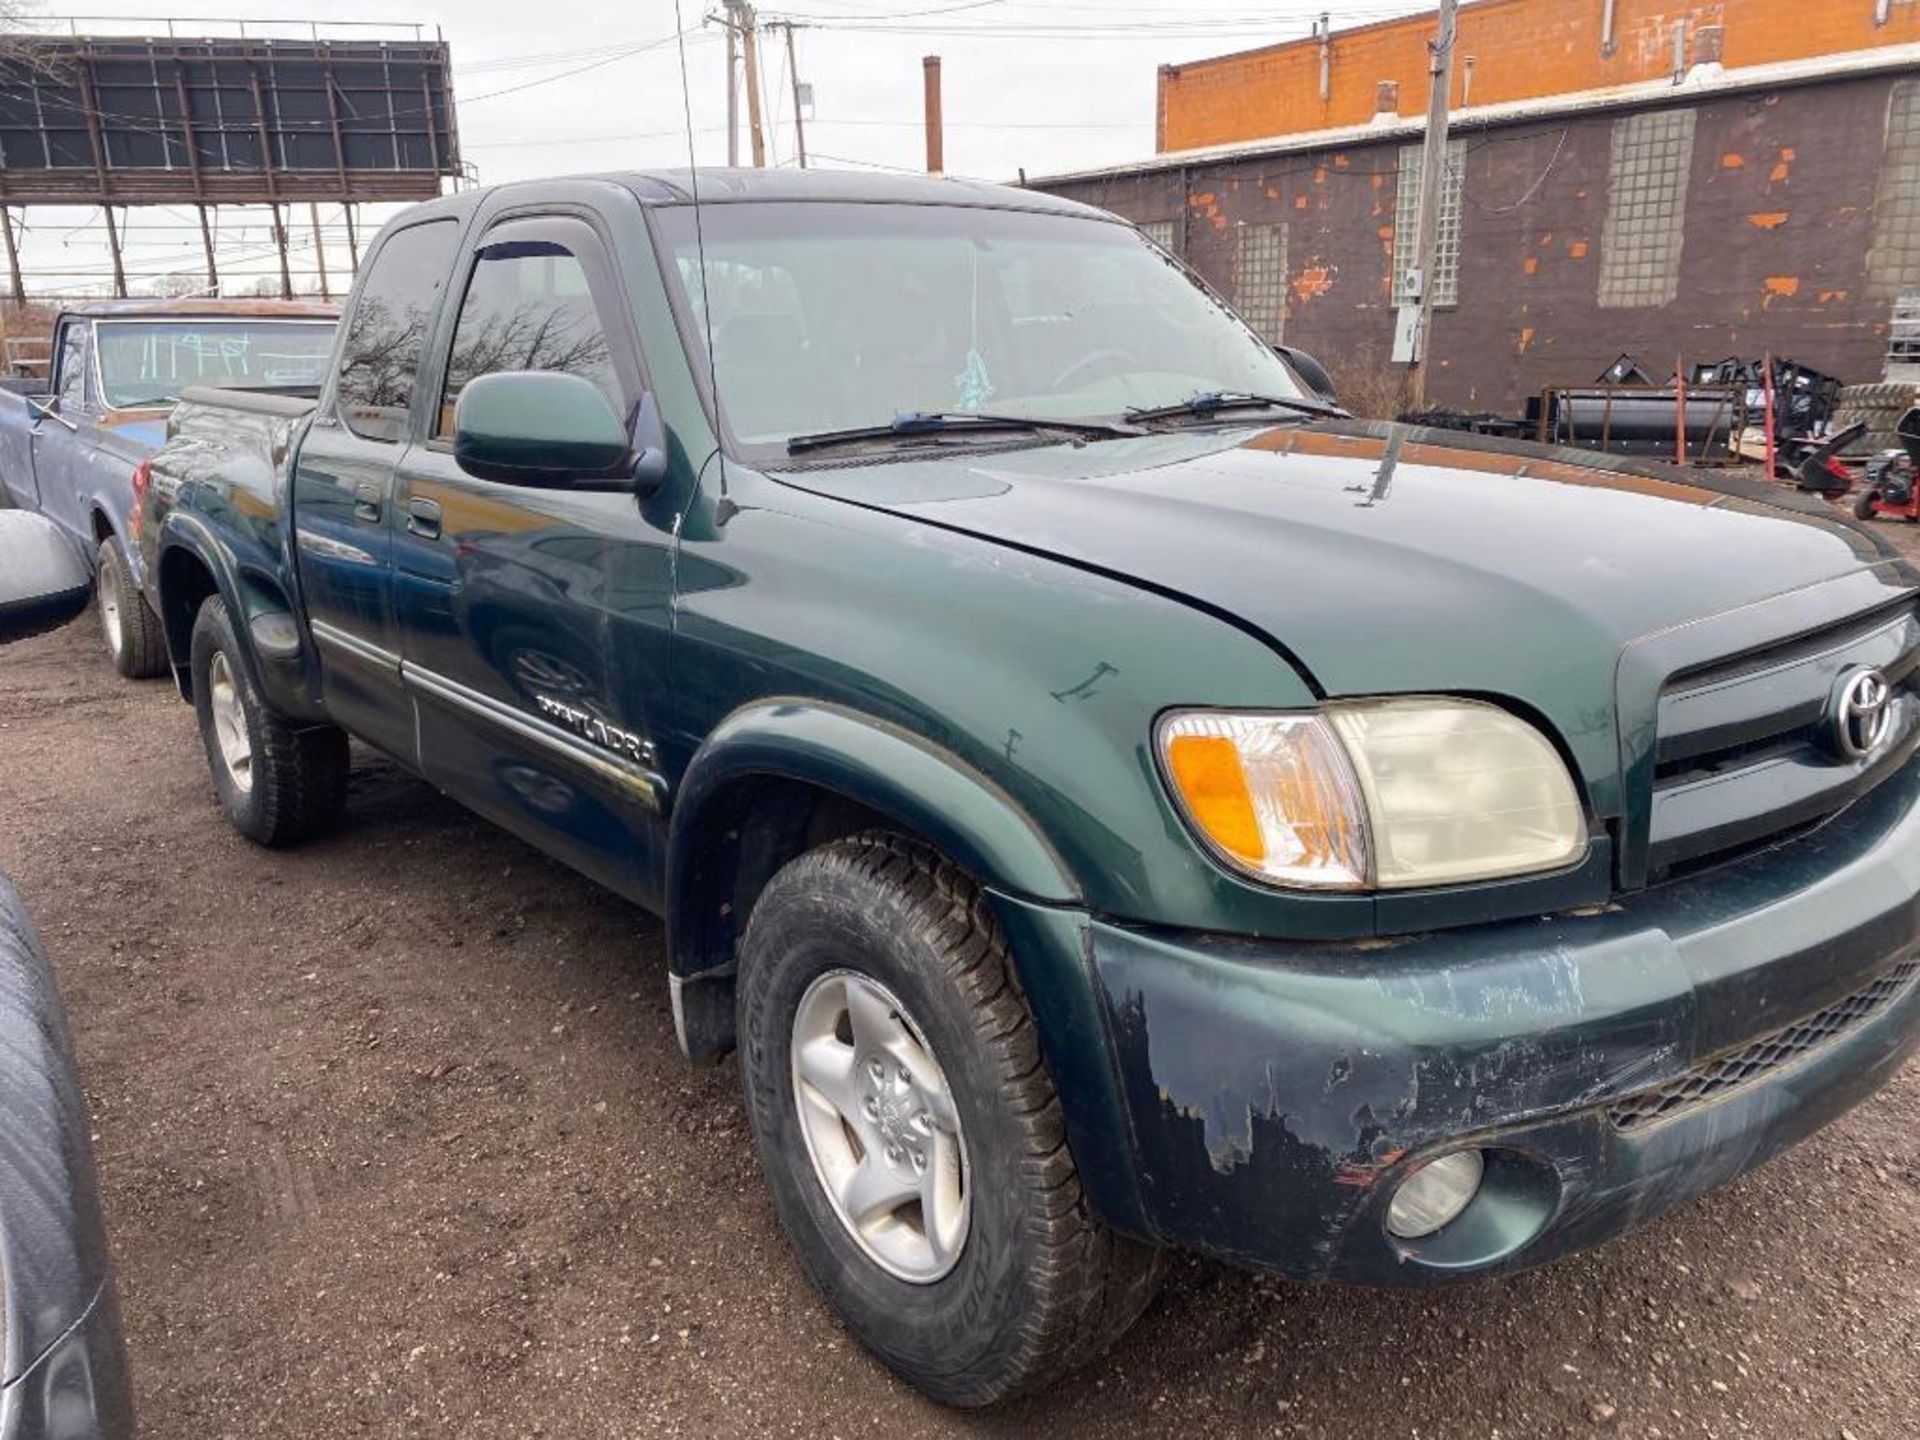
[1157, 699, 1585, 891]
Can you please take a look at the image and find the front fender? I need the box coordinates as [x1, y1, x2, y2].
[667, 699, 1080, 942]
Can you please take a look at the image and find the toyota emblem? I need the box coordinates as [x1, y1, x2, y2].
[1830, 667, 1894, 761]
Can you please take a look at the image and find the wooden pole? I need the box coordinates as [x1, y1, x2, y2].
[198, 205, 219, 294]
[310, 202, 331, 300]
[271, 203, 293, 300]
[923, 55, 944, 174]
[740, 5, 767, 168]
[103, 206, 127, 298]
[0, 207, 23, 304]
[782, 23, 808, 169]
[725, 18, 740, 167]
[344, 204, 360, 274]
[1405, 0, 1458, 409]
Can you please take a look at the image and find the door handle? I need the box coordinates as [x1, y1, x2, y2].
[353, 484, 382, 522]
[406, 496, 443, 539]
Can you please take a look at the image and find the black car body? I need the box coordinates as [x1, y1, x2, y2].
[0, 875, 131, 1438]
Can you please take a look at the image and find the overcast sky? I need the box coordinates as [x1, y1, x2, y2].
[5, 0, 1438, 295]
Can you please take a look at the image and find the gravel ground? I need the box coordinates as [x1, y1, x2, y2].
[2, 526, 1918, 1440]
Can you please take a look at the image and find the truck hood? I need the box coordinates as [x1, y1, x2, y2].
[774, 422, 1903, 803]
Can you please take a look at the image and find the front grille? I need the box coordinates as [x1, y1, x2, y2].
[1609, 957, 1920, 1130]
[1644, 602, 1920, 882]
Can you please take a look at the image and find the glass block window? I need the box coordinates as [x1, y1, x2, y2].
[1870, 81, 1920, 298]
[1392, 140, 1465, 308]
[1139, 219, 1177, 253]
[1233, 221, 1288, 341]
[1598, 108, 1696, 309]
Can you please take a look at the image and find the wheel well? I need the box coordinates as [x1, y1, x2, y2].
[677, 775, 901, 982]
[90, 507, 114, 547]
[671, 775, 935, 1060]
[157, 547, 219, 696]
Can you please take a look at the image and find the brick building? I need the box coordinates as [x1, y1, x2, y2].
[1035, 4, 1920, 415]
[1156, 0, 1919, 152]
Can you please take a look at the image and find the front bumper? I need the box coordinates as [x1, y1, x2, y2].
[996, 759, 1920, 1284]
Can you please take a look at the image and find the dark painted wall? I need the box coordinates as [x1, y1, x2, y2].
[1039, 73, 1904, 416]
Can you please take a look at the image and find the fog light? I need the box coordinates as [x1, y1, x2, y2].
[1386, 1150, 1485, 1239]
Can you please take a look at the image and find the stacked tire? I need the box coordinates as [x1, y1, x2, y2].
[1831, 382, 1919, 455]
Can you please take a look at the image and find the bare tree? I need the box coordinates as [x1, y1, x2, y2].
[0, 1, 41, 60]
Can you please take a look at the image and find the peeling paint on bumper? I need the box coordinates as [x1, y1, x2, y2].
[1009, 760, 1920, 1284]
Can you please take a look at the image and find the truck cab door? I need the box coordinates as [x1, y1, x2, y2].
[293, 216, 463, 762]
[29, 321, 90, 533]
[388, 212, 676, 906]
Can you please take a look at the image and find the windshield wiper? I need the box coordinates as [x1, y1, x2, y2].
[1125, 391, 1347, 425]
[786, 410, 1138, 455]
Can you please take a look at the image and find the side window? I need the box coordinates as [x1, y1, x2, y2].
[335, 218, 461, 443]
[54, 325, 88, 409]
[436, 236, 622, 437]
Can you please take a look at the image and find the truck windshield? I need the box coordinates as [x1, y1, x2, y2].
[92, 320, 337, 408]
[653, 201, 1308, 454]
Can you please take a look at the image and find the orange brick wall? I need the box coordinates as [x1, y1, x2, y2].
[1159, 0, 1920, 152]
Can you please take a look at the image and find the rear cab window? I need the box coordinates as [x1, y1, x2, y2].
[91, 321, 335, 408]
[334, 218, 462, 443]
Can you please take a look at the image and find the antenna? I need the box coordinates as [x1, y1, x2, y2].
[673, 0, 726, 498]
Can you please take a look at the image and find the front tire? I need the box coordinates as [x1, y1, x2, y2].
[1855, 488, 1881, 521]
[736, 832, 1162, 1406]
[189, 596, 349, 845]
[96, 536, 167, 678]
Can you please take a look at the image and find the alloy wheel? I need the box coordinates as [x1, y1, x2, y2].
[789, 969, 970, 1283]
[99, 559, 123, 657]
[206, 651, 254, 794]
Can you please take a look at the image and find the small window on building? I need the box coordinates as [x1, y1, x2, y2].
[1233, 221, 1289, 342]
[1870, 80, 1920, 299]
[1392, 140, 1465, 308]
[1598, 108, 1696, 309]
[1139, 219, 1177, 253]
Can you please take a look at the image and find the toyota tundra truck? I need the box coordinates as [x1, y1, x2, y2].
[134, 170, 1920, 1407]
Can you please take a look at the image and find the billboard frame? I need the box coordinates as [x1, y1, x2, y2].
[0, 30, 462, 300]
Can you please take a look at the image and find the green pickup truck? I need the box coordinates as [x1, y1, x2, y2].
[136, 170, 1920, 1406]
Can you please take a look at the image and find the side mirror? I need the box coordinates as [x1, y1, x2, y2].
[1273, 345, 1339, 407]
[27, 395, 76, 432]
[453, 371, 634, 488]
[0, 510, 92, 644]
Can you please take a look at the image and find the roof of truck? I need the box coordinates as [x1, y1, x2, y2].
[392, 167, 1109, 221]
[619, 168, 1105, 216]
[63, 298, 339, 320]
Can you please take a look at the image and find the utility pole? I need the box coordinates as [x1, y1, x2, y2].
[776, 21, 808, 169]
[923, 54, 944, 174]
[1405, 0, 1458, 409]
[1, 207, 25, 305]
[103, 205, 127, 299]
[724, 15, 740, 166]
[310, 202, 331, 300]
[718, 0, 765, 166]
[741, 4, 767, 167]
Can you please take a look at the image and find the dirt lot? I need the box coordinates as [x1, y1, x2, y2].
[2, 572, 1918, 1440]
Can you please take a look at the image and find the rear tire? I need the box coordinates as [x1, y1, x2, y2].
[189, 595, 349, 845]
[96, 536, 167, 678]
[736, 831, 1163, 1407]
[1855, 489, 1881, 521]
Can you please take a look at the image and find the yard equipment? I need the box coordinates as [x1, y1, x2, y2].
[1851, 408, 1920, 522]
[1788, 421, 1867, 496]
